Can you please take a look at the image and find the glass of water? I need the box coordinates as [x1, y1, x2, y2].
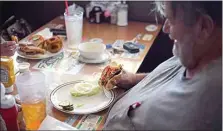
[64, 11, 83, 49]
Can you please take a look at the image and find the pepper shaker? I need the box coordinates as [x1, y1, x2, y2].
[85, 3, 92, 19]
[110, 8, 118, 24]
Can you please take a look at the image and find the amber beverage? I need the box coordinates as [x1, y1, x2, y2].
[21, 99, 46, 130]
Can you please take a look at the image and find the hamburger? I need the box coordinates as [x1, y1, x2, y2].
[99, 62, 123, 90]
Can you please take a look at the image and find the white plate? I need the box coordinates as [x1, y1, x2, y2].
[78, 52, 110, 64]
[16, 48, 64, 60]
[145, 24, 158, 32]
[50, 80, 115, 115]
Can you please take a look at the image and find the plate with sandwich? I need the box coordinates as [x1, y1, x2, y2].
[16, 35, 64, 59]
[50, 62, 122, 114]
[50, 80, 115, 115]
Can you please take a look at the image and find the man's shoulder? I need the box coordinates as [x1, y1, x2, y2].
[165, 56, 180, 63]
[152, 56, 182, 72]
[200, 57, 222, 86]
[144, 56, 182, 82]
[159, 56, 181, 67]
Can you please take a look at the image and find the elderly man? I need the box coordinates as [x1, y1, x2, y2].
[103, 1, 222, 130]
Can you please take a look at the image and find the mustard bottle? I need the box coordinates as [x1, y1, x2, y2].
[0, 56, 15, 93]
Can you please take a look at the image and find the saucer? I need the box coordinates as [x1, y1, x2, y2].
[145, 24, 158, 32]
[78, 52, 110, 64]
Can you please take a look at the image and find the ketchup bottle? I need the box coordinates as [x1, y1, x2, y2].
[0, 83, 19, 131]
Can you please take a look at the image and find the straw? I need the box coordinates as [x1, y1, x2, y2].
[65, 0, 69, 15]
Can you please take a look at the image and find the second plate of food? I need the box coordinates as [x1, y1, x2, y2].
[16, 48, 63, 60]
[17, 35, 63, 59]
[50, 80, 115, 115]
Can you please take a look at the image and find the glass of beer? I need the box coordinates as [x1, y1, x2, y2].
[16, 71, 46, 130]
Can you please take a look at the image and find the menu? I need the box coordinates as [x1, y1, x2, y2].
[65, 114, 104, 130]
[32, 51, 85, 75]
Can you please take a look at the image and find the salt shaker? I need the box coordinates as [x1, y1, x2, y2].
[117, 1, 128, 26]
[85, 3, 92, 19]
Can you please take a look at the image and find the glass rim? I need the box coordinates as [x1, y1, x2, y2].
[64, 11, 83, 17]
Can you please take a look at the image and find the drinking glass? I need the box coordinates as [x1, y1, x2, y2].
[16, 71, 46, 130]
[64, 11, 83, 49]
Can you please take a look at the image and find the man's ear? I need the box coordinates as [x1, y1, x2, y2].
[200, 14, 214, 39]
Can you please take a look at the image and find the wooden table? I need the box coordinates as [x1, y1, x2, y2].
[12, 16, 162, 130]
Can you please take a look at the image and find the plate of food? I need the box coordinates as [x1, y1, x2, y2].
[50, 80, 115, 115]
[16, 35, 64, 59]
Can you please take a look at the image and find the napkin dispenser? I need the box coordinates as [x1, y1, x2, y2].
[89, 6, 104, 24]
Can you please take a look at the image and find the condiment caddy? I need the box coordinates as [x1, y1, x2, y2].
[85, 0, 128, 26]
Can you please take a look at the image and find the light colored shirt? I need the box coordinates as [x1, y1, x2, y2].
[103, 56, 222, 130]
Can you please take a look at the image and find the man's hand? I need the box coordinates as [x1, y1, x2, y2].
[0, 41, 17, 57]
[105, 71, 147, 90]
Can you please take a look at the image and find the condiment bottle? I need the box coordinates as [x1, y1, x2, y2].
[0, 56, 15, 93]
[89, 6, 103, 24]
[0, 83, 19, 131]
[117, 1, 128, 26]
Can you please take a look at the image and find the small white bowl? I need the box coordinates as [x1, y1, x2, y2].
[78, 42, 106, 60]
[18, 62, 30, 73]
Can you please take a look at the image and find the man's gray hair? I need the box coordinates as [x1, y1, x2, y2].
[155, 1, 222, 27]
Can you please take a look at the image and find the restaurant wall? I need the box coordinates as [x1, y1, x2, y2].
[1, 1, 45, 30]
[0, 2, 2, 25]
[1, 1, 163, 30]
